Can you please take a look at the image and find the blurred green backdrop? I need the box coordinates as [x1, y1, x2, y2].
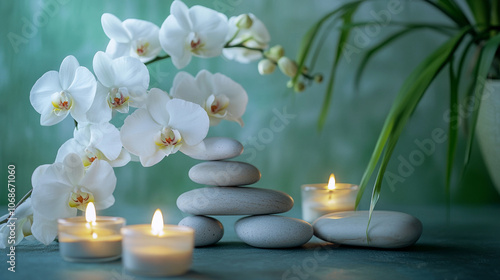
[1, 0, 499, 211]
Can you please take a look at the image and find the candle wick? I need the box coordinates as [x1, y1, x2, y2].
[328, 190, 332, 200]
[89, 222, 95, 237]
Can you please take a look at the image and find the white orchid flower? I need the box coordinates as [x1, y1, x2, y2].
[170, 70, 248, 126]
[120, 88, 209, 167]
[101, 13, 161, 63]
[86, 51, 150, 123]
[159, 0, 228, 69]
[223, 13, 270, 63]
[56, 122, 130, 167]
[30, 55, 97, 126]
[0, 198, 34, 248]
[31, 153, 116, 245]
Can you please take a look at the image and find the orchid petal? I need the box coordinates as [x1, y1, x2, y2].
[39, 103, 68, 126]
[105, 39, 130, 59]
[180, 140, 206, 158]
[140, 150, 167, 167]
[31, 162, 75, 220]
[68, 67, 97, 123]
[80, 160, 116, 205]
[94, 195, 115, 210]
[170, 71, 206, 104]
[91, 122, 122, 161]
[31, 212, 58, 245]
[30, 71, 62, 115]
[101, 13, 130, 43]
[212, 72, 248, 120]
[122, 19, 162, 62]
[58, 55, 80, 90]
[108, 148, 131, 167]
[55, 138, 81, 163]
[171, 51, 192, 69]
[166, 99, 209, 146]
[86, 82, 112, 123]
[93, 51, 115, 88]
[171, 0, 192, 30]
[14, 198, 34, 218]
[123, 19, 160, 40]
[121, 108, 163, 161]
[146, 88, 171, 126]
[111, 56, 149, 97]
[249, 13, 271, 43]
[62, 153, 84, 187]
[222, 48, 262, 63]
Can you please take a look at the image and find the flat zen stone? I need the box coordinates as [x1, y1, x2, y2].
[235, 215, 313, 248]
[189, 161, 261, 186]
[313, 211, 423, 248]
[176, 187, 293, 215]
[178, 216, 224, 247]
[183, 137, 243, 161]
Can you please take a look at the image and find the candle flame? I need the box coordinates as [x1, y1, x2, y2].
[92, 232, 98, 239]
[327, 174, 336, 190]
[151, 209, 164, 236]
[85, 202, 97, 224]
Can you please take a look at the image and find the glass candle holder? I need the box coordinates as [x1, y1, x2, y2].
[301, 183, 359, 223]
[58, 216, 125, 262]
[122, 225, 195, 277]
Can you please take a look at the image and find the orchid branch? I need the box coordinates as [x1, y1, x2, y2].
[0, 189, 33, 225]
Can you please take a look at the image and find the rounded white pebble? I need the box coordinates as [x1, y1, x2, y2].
[178, 216, 224, 247]
[313, 211, 423, 248]
[177, 187, 294, 215]
[189, 161, 261, 186]
[183, 137, 243, 161]
[235, 215, 313, 248]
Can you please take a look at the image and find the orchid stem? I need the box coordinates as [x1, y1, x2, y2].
[145, 54, 171, 66]
[0, 189, 33, 225]
[224, 43, 264, 53]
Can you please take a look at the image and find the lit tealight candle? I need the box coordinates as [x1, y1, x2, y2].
[121, 209, 195, 277]
[301, 174, 359, 223]
[57, 202, 125, 262]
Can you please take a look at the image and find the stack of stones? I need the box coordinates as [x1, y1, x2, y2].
[177, 137, 313, 248]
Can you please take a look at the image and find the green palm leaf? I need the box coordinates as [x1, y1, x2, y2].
[356, 28, 470, 217]
[463, 33, 500, 167]
[317, 4, 360, 129]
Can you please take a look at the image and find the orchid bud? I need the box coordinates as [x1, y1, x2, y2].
[236, 14, 253, 29]
[294, 82, 305, 93]
[286, 80, 294, 88]
[258, 59, 276, 75]
[265, 45, 285, 62]
[314, 74, 324, 83]
[278, 57, 298, 78]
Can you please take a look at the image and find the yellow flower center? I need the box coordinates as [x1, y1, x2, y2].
[107, 87, 130, 113]
[136, 41, 150, 56]
[155, 127, 182, 155]
[205, 94, 229, 118]
[68, 190, 95, 211]
[187, 32, 205, 55]
[51, 91, 73, 116]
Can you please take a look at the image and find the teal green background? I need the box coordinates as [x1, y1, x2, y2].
[1, 0, 499, 210]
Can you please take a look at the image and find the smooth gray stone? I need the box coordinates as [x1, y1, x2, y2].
[178, 216, 224, 247]
[235, 215, 313, 248]
[313, 211, 423, 248]
[183, 137, 243, 161]
[177, 187, 294, 215]
[189, 161, 261, 186]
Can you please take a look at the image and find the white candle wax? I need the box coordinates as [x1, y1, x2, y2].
[301, 183, 359, 223]
[58, 216, 125, 262]
[122, 224, 194, 277]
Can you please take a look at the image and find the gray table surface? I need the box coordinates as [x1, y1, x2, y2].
[1, 204, 499, 280]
